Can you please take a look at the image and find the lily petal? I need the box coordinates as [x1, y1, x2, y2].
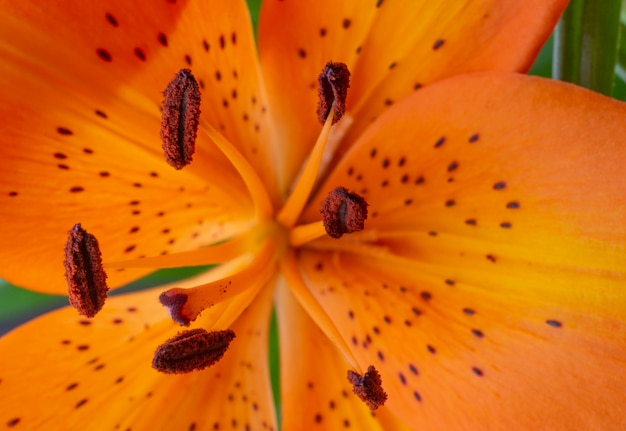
[298, 72, 626, 429]
[258, 0, 567, 191]
[0, 0, 272, 293]
[276, 280, 411, 430]
[306, 72, 626, 273]
[299, 246, 626, 430]
[0, 277, 276, 430]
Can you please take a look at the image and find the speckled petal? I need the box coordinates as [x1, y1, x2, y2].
[0, 274, 276, 430]
[276, 280, 412, 431]
[258, 0, 567, 192]
[298, 72, 626, 430]
[0, 0, 273, 293]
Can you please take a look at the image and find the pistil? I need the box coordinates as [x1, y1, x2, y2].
[158, 239, 278, 326]
[277, 62, 351, 229]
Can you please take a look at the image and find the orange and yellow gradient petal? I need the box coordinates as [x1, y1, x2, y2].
[298, 72, 626, 430]
[259, 0, 568, 192]
[0, 272, 277, 430]
[0, 0, 275, 293]
[276, 281, 414, 431]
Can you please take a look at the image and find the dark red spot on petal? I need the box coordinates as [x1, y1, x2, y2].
[134, 48, 146, 61]
[105, 13, 118, 27]
[546, 319, 563, 328]
[96, 48, 112, 62]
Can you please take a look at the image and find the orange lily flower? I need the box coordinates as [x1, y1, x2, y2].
[1, 0, 626, 430]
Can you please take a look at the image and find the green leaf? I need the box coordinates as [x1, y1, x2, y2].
[530, 36, 555, 78]
[247, 0, 262, 35]
[553, 0, 623, 97]
[615, 2, 626, 99]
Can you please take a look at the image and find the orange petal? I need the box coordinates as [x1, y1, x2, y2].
[276, 280, 412, 430]
[0, 0, 274, 293]
[258, 0, 567, 191]
[297, 247, 626, 431]
[306, 72, 626, 272]
[0, 278, 276, 430]
[296, 73, 626, 429]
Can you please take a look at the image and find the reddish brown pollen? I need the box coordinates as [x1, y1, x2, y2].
[321, 187, 368, 239]
[64, 223, 109, 318]
[152, 328, 236, 374]
[347, 365, 388, 410]
[317, 62, 350, 124]
[160, 69, 201, 169]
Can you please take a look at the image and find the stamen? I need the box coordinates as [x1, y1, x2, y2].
[277, 62, 352, 228]
[279, 249, 361, 372]
[159, 242, 277, 325]
[347, 365, 388, 410]
[63, 223, 109, 318]
[321, 187, 368, 239]
[104, 223, 270, 269]
[200, 123, 273, 220]
[152, 328, 236, 374]
[289, 220, 328, 247]
[277, 107, 334, 228]
[317, 62, 350, 124]
[160, 69, 201, 170]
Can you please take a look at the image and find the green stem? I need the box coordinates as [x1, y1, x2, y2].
[553, 0, 622, 97]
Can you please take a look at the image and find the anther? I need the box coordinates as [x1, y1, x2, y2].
[347, 365, 388, 410]
[160, 69, 201, 169]
[64, 223, 109, 318]
[152, 328, 236, 374]
[320, 187, 368, 239]
[317, 62, 350, 124]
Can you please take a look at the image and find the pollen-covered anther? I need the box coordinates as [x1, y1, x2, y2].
[317, 61, 350, 124]
[347, 365, 388, 410]
[152, 328, 236, 374]
[63, 223, 109, 318]
[321, 186, 368, 239]
[160, 68, 201, 169]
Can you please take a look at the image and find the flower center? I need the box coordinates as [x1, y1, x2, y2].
[64, 62, 369, 379]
